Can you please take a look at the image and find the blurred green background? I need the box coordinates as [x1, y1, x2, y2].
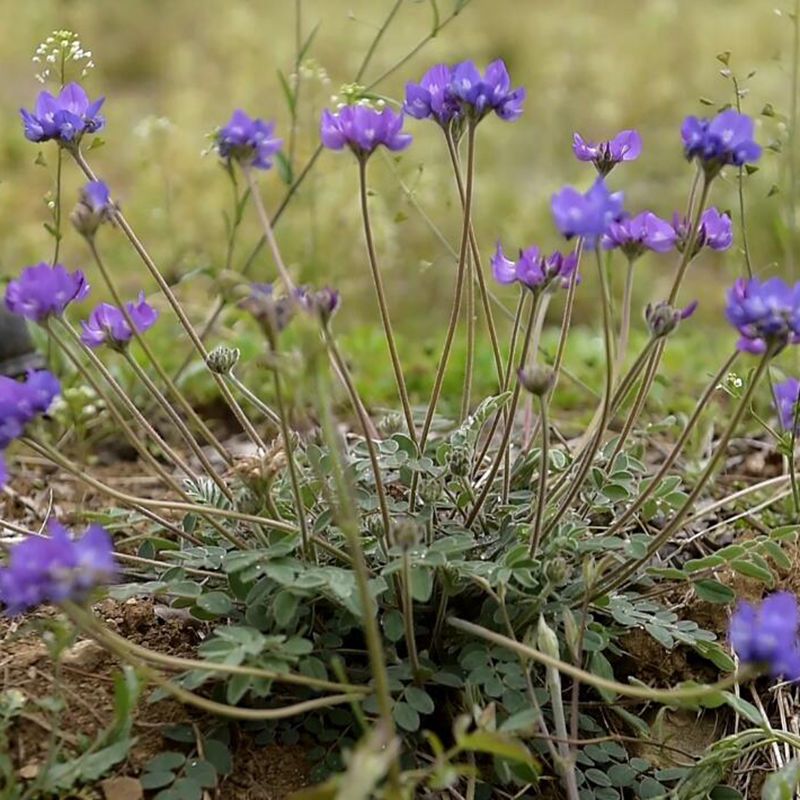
[0, 0, 796, 418]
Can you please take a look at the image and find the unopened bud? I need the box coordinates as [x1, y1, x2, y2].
[518, 365, 555, 396]
[393, 518, 422, 550]
[377, 412, 403, 438]
[70, 179, 117, 239]
[536, 616, 561, 660]
[206, 345, 240, 374]
[446, 446, 471, 477]
[645, 300, 698, 339]
[544, 556, 568, 585]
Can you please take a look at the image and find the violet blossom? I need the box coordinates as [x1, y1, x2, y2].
[20, 82, 104, 145]
[602, 211, 676, 260]
[725, 277, 800, 355]
[80, 292, 159, 349]
[5, 263, 90, 322]
[320, 105, 411, 159]
[216, 110, 282, 170]
[491, 244, 578, 292]
[572, 129, 642, 175]
[673, 207, 733, 256]
[682, 109, 761, 176]
[551, 178, 625, 244]
[774, 378, 800, 432]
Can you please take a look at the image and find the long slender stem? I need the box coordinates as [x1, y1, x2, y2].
[461, 247, 476, 420]
[590, 349, 772, 601]
[313, 363, 399, 785]
[444, 126, 504, 385]
[44, 322, 198, 494]
[539, 248, 615, 540]
[400, 549, 421, 677]
[74, 152, 265, 455]
[447, 617, 743, 702]
[529, 395, 549, 558]
[52, 148, 63, 265]
[226, 372, 281, 427]
[243, 168, 296, 291]
[616, 257, 635, 373]
[323, 325, 392, 549]
[121, 349, 234, 502]
[87, 241, 232, 465]
[419, 122, 477, 448]
[272, 367, 310, 557]
[357, 157, 417, 443]
[466, 297, 538, 527]
[668, 177, 712, 304]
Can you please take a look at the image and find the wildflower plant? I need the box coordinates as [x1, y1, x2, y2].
[3, 11, 800, 800]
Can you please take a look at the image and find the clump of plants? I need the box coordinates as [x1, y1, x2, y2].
[4, 12, 800, 800]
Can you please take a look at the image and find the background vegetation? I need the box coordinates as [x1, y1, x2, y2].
[0, 0, 796, 417]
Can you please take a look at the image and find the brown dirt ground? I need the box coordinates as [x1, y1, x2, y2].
[1, 598, 311, 799]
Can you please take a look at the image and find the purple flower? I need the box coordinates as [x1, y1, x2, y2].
[5, 263, 90, 322]
[80, 292, 159, 350]
[71, 180, 117, 239]
[729, 592, 800, 681]
[0, 521, 116, 615]
[239, 283, 295, 340]
[551, 178, 625, 244]
[295, 286, 341, 322]
[448, 60, 525, 122]
[572, 129, 642, 175]
[320, 105, 412, 158]
[404, 64, 461, 127]
[491, 243, 578, 292]
[774, 378, 800, 432]
[682, 110, 761, 175]
[0, 454, 6, 488]
[645, 300, 698, 338]
[216, 110, 282, 170]
[725, 277, 800, 355]
[20, 83, 105, 145]
[602, 211, 676, 260]
[673, 207, 733, 256]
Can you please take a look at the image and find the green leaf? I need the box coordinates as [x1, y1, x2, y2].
[684, 555, 725, 572]
[273, 590, 300, 627]
[172, 777, 203, 800]
[185, 760, 217, 788]
[589, 651, 617, 702]
[722, 692, 764, 725]
[638, 778, 666, 799]
[410, 566, 434, 602]
[607, 764, 637, 787]
[694, 579, 735, 604]
[457, 731, 540, 770]
[762, 759, 800, 800]
[195, 592, 234, 616]
[203, 739, 233, 776]
[393, 701, 420, 732]
[145, 753, 186, 773]
[586, 768, 613, 787]
[383, 610, 405, 642]
[730, 558, 774, 585]
[141, 771, 177, 790]
[709, 787, 743, 800]
[404, 686, 434, 715]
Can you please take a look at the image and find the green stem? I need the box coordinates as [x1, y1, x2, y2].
[465, 296, 539, 528]
[313, 363, 399, 784]
[616, 257, 635, 374]
[447, 617, 746, 702]
[272, 367, 310, 557]
[227, 371, 281, 427]
[461, 248, 476, 421]
[322, 325, 392, 551]
[419, 122, 477, 448]
[400, 549, 421, 678]
[358, 157, 417, 444]
[591, 348, 773, 601]
[668, 176, 712, 304]
[528, 395, 549, 558]
[52, 148, 63, 265]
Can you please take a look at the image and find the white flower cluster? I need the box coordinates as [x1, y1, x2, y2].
[330, 83, 386, 111]
[290, 58, 331, 90]
[32, 30, 95, 85]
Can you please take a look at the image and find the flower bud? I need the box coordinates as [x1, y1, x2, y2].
[544, 556, 568, 585]
[239, 284, 295, 345]
[536, 616, 561, 660]
[393, 518, 422, 550]
[206, 345, 240, 374]
[645, 300, 698, 339]
[446, 446, 471, 478]
[70, 180, 116, 240]
[518, 365, 555, 396]
[377, 412, 403, 438]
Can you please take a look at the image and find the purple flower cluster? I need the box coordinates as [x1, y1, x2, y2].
[80, 292, 159, 350]
[404, 59, 525, 127]
[491, 244, 578, 293]
[673, 207, 733, 256]
[5, 263, 90, 323]
[0, 370, 61, 487]
[0, 521, 116, 615]
[20, 83, 104, 145]
[320, 105, 411, 159]
[551, 178, 625, 244]
[216, 110, 282, 170]
[725, 277, 800, 355]
[774, 378, 800, 432]
[682, 109, 761, 175]
[572, 129, 642, 175]
[295, 286, 341, 322]
[602, 211, 676, 260]
[729, 592, 800, 681]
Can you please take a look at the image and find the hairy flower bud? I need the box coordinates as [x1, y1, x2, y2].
[544, 556, 568, 585]
[518, 365, 555, 396]
[446, 446, 471, 477]
[645, 300, 698, 339]
[206, 345, 240, 374]
[70, 180, 116, 240]
[393, 518, 422, 550]
[536, 616, 561, 660]
[377, 412, 404, 438]
[419, 478, 444, 504]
